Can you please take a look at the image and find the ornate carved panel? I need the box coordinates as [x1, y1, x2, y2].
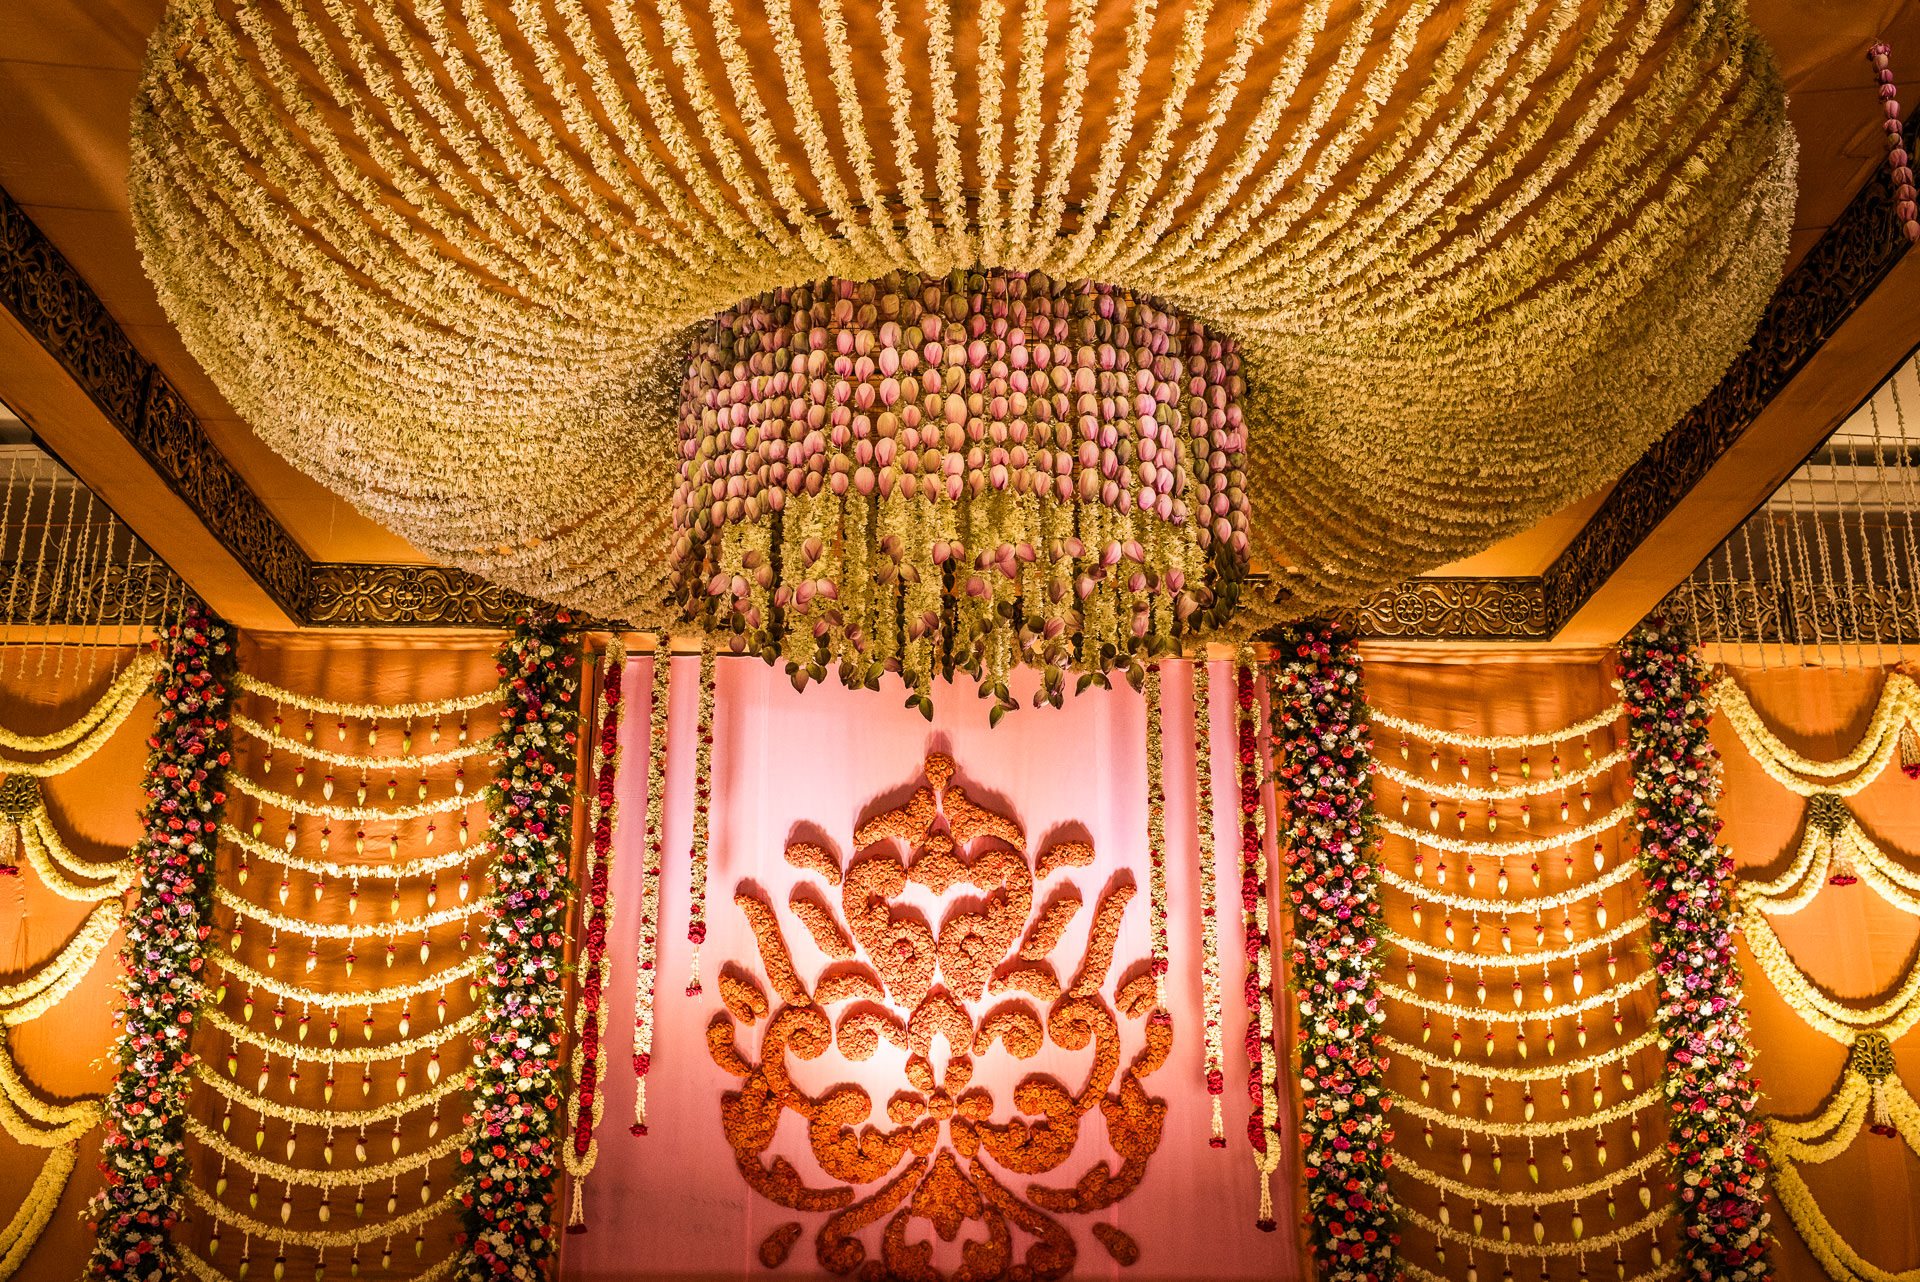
[304, 564, 546, 628]
[1544, 127, 1917, 629]
[1329, 578, 1550, 641]
[0, 558, 185, 627]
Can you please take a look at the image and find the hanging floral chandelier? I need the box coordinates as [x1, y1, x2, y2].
[129, 0, 1797, 654]
[680, 269, 1246, 708]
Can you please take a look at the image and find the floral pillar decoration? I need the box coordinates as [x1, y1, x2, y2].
[1233, 650, 1282, 1223]
[565, 640, 626, 1230]
[1618, 621, 1772, 1282]
[630, 637, 671, 1137]
[1269, 623, 1394, 1281]
[1194, 656, 1226, 1148]
[86, 603, 235, 1279]
[457, 611, 580, 1279]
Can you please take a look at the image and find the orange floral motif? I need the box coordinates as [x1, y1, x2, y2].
[712, 754, 1169, 1279]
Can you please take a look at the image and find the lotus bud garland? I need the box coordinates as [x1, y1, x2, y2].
[675, 269, 1248, 711]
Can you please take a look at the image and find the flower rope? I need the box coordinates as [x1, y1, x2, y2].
[1766, 1063, 1920, 1282]
[1271, 625, 1394, 1277]
[1380, 853, 1641, 915]
[1384, 913, 1648, 972]
[1388, 967, 1655, 1026]
[1709, 673, 1915, 795]
[564, 640, 626, 1227]
[1194, 656, 1225, 1147]
[16, 803, 136, 900]
[1619, 621, 1772, 1281]
[219, 824, 474, 882]
[202, 951, 484, 1011]
[0, 900, 122, 1011]
[1380, 1029, 1659, 1082]
[185, 1181, 458, 1250]
[630, 638, 671, 1135]
[0, 1039, 104, 1134]
[230, 676, 498, 721]
[174, 1246, 459, 1282]
[456, 611, 579, 1279]
[685, 640, 714, 997]
[1740, 911, 1920, 1044]
[1377, 805, 1631, 858]
[85, 604, 235, 1279]
[230, 711, 489, 772]
[200, 1006, 484, 1065]
[213, 884, 475, 940]
[1736, 801, 1920, 918]
[1231, 652, 1280, 1213]
[0, 652, 160, 773]
[1391, 1082, 1661, 1137]
[191, 1060, 469, 1128]
[0, 1141, 81, 1280]
[1369, 703, 1625, 752]
[1398, 1201, 1673, 1257]
[1375, 747, 1627, 803]
[1394, 1144, 1665, 1208]
[228, 775, 472, 823]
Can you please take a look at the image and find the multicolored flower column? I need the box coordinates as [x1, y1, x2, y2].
[85, 603, 234, 1279]
[1618, 622, 1772, 1282]
[1269, 624, 1395, 1281]
[458, 612, 580, 1280]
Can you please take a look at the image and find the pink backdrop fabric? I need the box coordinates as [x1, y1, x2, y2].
[560, 657, 1304, 1282]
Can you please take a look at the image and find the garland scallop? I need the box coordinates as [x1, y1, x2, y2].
[1269, 623, 1394, 1280]
[630, 638, 671, 1135]
[85, 604, 235, 1280]
[1618, 621, 1771, 1282]
[455, 611, 580, 1280]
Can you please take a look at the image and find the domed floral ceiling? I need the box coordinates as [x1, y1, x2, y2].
[132, 0, 1794, 658]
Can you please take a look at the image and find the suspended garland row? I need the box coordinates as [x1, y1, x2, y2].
[1618, 622, 1771, 1282]
[86, 605, 235, 1280]
[1269, 624, 1394, 1280]
[455, 612, 580, 1280]
[564, 639, 627, 1229]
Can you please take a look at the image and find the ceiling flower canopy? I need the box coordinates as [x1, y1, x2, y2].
[131, 0, 1795, 631]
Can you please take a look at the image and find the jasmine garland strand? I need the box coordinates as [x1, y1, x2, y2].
[455, 611, 580, 1280]
[630, 638, 671, 1136]
[1194, 657, 1226, 1148]
[685, 640, 714, 997]
[1269, 623, 1394, 1282]
[85, 603, 235, 1280]
[1618, 621, 1771, 1282]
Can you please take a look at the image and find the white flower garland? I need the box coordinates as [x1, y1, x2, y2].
[629, 638, 670, 1135]
[1742, 910, 1920, 1044]
[186, 1181, 457, 1250]
[191, 1061, 469, 1129]
[229, 776, 472, 823]
[205, 951, 483, 1011]
[1400, 1260, 1676, 1282]
[1379, 851, 1640, 915]
[214, 884, 475, 941]
[1767, 1068, 1920, 1282]
[0, 1141, 80, 1279]
[1711, 674, 1918, 796]
[1385, 913, 1647, 972]
[1375, 748, 1627, 803]
[1397, 1201, 1672, 1257]
[0, 652, 158, 753]
[0, 1055, 100, 1147]
[1193, 658, 1225, 1146]
[1369, 703, 1624, 752]
[15, 804, 134, 901]
[220, 824, 475, 883]
[1393, 1082, 1660, 1138]
[187, 1115, 463, 1189]
[231, 712, 488, 772]
[201, 1006, 482, 1065]
[1378, 804, 1629, 858]
[1394, 1144, 1664, 1207]
[231, 675, 498, 721]
[0, 900, 121, 1012]
[1390, 967, 1654, 1025]
[1379, 1029, 1658, 1082]
[175, 1246, 459, 1282]
[1737, 801, 1920, 918]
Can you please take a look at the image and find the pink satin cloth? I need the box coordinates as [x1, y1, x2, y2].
[559, 657, 1303, 1281]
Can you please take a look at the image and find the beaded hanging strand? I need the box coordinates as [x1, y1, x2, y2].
[1145, 662, 1169, 1005]
[1871, 43, 1918, 244]
[631, 637, 671, 1136]
[564, 639, 626, 1231]
[685, 640, 715, 997]
[1194, 656, 1226, 1147]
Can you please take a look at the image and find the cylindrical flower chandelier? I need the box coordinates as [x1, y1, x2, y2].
[676, 270, 1248, 711]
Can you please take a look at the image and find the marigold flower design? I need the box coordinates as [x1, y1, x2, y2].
[711, 752, 1169, 1278]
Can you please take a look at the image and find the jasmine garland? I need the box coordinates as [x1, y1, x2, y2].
[1269, 623, 1394, 1282]
[458, 613, 580, 1280]
[1618, 621, 1771, 1282]
[86, 603, 234, 1280]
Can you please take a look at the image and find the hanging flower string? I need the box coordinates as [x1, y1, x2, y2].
[1146, 663, 1169, 1004]
[456, 611, 580, 1280]
[1233, 652, 1281, 1219]
[1871, 43, 1919, 244]
[564, 640, 627, 1231]
[631, 639, 672, 1136]
[85, 603, 235, 1278]
[686, 640, 715, 997]
[1618, 621, 1772, 1282]
[1194, 657, 1225, 1147]
[1271, 623, 1394, 1280]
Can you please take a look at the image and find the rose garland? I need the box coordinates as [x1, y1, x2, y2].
[685, 640, 715, 997]
[1232, 653, 1281, 1210]
[85, 604, 235, 1280]
[1268, 623, 1394, 1279]
[1194, 657, 1226, 1147]
[630, 638, 671, 1135]
[455, 611, 579, 1280]
[564, 640, 626, 1230]
[1145, 663, 1169, 1003]
[1618, 621, 1771, 1282]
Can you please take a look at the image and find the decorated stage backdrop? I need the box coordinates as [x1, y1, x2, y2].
[563, 656, 1303, 1281]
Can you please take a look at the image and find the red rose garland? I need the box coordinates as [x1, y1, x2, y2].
[564, 639, 626, 1230]
[1270, 623, 1394, 1282]
[630, 637, 671, 1136]
[1234, 651, 1282, 1224]
[685, 640, 715, 997]
[1618, 622, 1772, 1282]
[456, 611, 579, 1280]
[85, 603, 234, 1280]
